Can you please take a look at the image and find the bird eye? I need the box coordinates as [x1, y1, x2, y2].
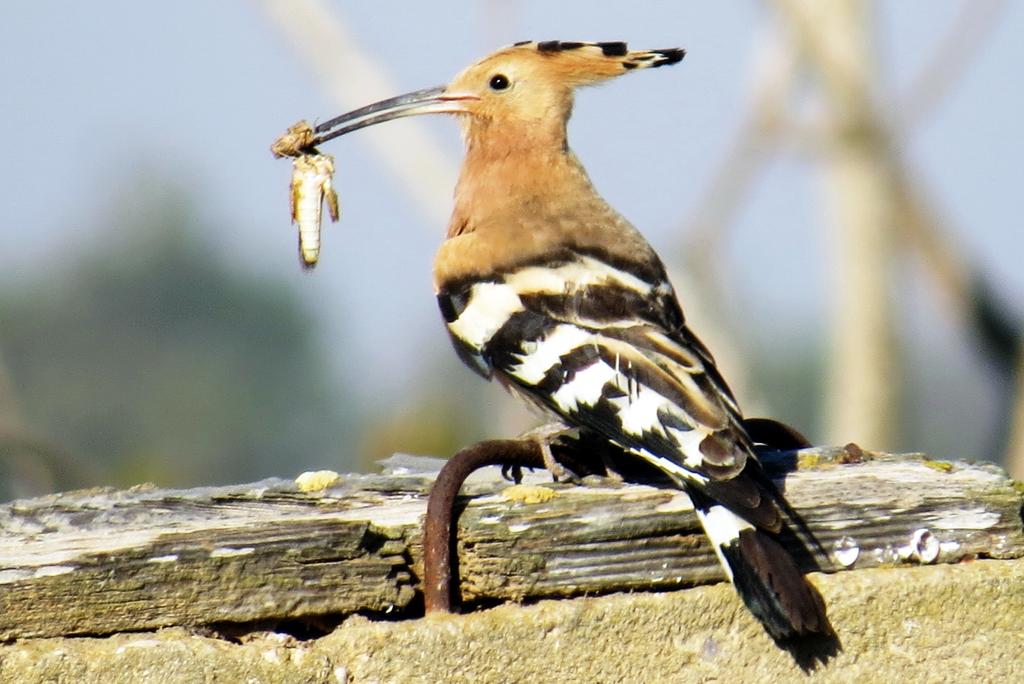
[489, 74, 510, 91]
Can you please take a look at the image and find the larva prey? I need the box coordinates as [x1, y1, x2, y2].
[271, 120, 339, 269]
[290, 153, 339, 269]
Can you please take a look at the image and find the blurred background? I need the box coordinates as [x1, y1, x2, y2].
[1, 0, 1021, 499]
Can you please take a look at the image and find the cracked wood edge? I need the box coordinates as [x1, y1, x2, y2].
[0, 449, 1020, 640]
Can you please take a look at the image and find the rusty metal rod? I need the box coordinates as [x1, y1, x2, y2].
[420, 418, 811, 614]
[422, 439, 544, 613]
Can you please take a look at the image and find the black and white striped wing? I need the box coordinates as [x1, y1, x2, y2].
[438, 251, 830, 639]
[440, 251, 752, 488]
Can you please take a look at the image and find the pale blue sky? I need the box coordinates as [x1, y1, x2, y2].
[2, 2, 1021, 461]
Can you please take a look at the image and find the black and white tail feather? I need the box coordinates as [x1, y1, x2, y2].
[437, 243, 831, 641]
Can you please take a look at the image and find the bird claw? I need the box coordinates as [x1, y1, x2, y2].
[501, 463, 526, 483]
[519, 423, 582, 483]
[598, 456, 625, 483]
[538, 438, 573, 482]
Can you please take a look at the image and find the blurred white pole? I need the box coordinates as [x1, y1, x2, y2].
[1008, 348, 1024, 479]
[260, 0, 458, 227]
[261, 0, 541, 441]
[895, 0, 1006, 130]
[775, 0, 899, 449]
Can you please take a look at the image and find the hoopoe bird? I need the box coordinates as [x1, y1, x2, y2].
[311, 40, 830, 641]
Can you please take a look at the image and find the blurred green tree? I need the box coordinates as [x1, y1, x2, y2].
[0, 182, 353, 496]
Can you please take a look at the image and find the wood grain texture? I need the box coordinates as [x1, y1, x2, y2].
[0, 448, 1020, 640]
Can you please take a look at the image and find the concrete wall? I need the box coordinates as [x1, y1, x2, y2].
[4, 557, 1022, 683]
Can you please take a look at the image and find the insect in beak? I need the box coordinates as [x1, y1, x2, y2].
[270, 87, 475, 269]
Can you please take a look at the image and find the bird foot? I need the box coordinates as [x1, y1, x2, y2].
[598, 454, 625, 483]
[518, 422, 581, 483]
[500, 463, 525, 483]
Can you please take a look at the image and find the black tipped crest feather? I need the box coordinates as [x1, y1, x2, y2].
[519, 40, 685, 71]
[598, 41, 628, 56]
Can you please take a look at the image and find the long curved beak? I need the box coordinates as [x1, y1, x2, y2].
[311, 86, 476, 147]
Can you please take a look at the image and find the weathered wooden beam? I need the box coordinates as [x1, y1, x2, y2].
[0, 448, 1021, 641]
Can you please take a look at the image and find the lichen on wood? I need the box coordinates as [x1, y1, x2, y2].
[0, 449, 1021, 641]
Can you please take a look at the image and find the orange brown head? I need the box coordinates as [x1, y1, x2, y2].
[309, 41, 684, 148]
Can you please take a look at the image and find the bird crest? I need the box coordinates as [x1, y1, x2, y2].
[505, 41, 685, 85]
[449, 40, 685, 93]
[441, 41, 685, 145]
